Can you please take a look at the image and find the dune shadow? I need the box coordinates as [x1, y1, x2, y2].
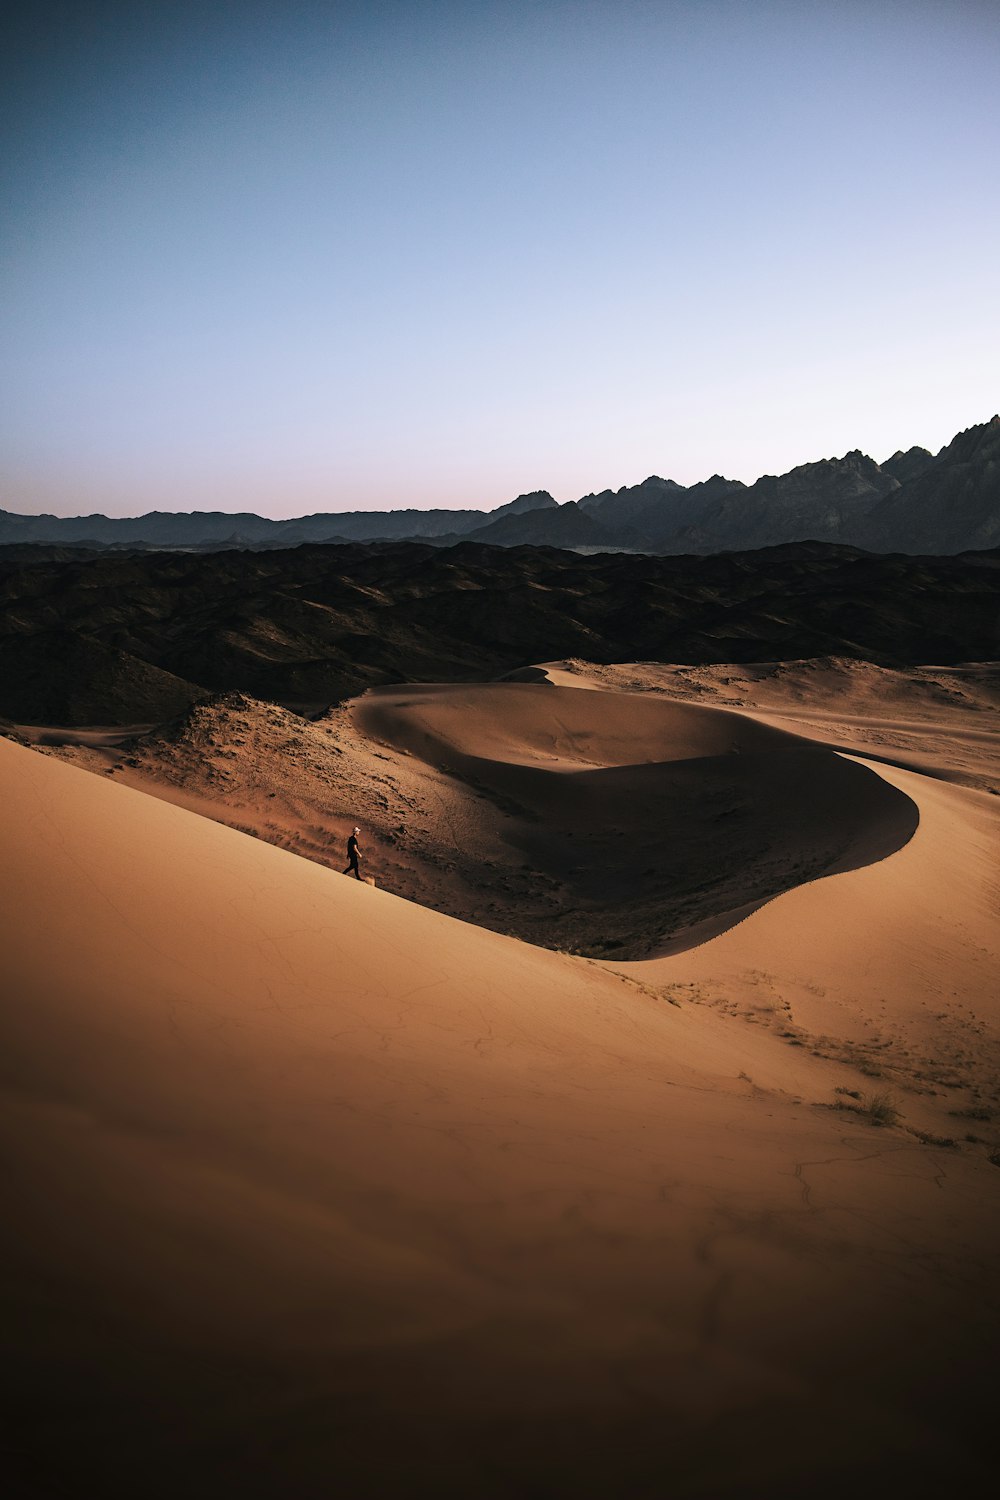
[356, 682, 920, 959]
[452, 746, 918, 958]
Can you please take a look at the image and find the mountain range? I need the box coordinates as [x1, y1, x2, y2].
[1, 417, 997, 556]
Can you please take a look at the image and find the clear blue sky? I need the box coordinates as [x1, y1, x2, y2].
[2, 0, 997, 517]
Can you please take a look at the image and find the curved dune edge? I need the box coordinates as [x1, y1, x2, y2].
[2, 733, 999, 1497]
[614, 755, 1000, 1103]
[543, 661, 1000, 1113]
[351, 680, 920, 958]
[539, 656, 1000, 793]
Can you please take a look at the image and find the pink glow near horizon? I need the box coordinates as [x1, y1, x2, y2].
[2, 2, 997, 520]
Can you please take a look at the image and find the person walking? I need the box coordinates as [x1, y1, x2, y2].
[343, 826, 362, 880]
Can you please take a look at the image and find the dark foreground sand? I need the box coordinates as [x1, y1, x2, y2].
[2, 663, 999, 1497]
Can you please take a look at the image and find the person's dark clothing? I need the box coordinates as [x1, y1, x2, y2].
[344, 833, 361, 879]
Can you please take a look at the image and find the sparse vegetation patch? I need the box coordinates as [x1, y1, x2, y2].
[862, 1092, 900, 1127]
[910, 1130, 957, 1149]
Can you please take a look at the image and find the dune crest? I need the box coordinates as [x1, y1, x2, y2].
[543, 656, 1000, 792]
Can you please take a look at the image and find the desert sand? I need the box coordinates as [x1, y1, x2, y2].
[10, 677, 925, 957]
[2, 659, 999, 1497]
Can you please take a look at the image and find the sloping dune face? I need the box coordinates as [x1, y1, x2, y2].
[2, 735, 1000, 1499]
[544, 657, 1000, 794]
[354, 683, 918, 954]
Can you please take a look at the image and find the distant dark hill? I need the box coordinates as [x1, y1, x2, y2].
[283, 506, 482, 543]
[859, 417, 1000, 554]
[0, 490, 559, 551]
[578, 474, 687, 526]
[490, 489, 560, 518]
[2, 416, 997, 556]
[577, 474, 748, 549]
[668, 450, 899, 552]
[1, 539, 996, 726]
[0, 508, 270, 547]
[0, 631, 207, 726]
[576, 420, 997, 554]
[460, 499, 633, 550]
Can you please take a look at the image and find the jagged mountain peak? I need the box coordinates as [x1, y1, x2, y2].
[935, 414, 1000, 464]
[881, 446, 935, 486]
[490, 490, 558, 519]
[687, 474, 746, 498]
[636, 475, 685, 491]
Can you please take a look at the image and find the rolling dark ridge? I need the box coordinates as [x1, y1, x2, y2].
[0, 540, 998, 725]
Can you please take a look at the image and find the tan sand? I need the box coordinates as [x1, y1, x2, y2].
[538, 659, 1000, 1134]
[543, 657, 1000, 792]
[15, 679, 923, 958]
[2, 709, 999, 1497]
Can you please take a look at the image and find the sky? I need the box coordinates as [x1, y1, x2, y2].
[1, 0, 998, 518]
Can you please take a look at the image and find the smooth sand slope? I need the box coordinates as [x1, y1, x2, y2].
[2, 727, 1000, 1498]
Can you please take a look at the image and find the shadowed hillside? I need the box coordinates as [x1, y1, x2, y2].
[1, 540, 998, 726]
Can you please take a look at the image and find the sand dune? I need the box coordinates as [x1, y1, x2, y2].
[20, 679, 920, 959]
[2, 713, 1000, 1497]
[544, 656, 1000, 792]
[630, 762, 1000, 1112]
[354, 681, 920, 954]
[541, 658, 1000, 1130]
